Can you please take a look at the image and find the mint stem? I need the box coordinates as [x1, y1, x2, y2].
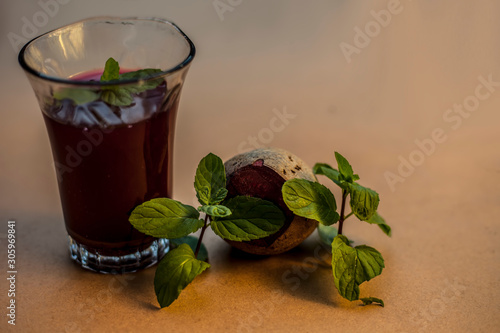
[338, 190, 348, 235]
[194, 214, 209, 258]
[344, 211, 354, 220]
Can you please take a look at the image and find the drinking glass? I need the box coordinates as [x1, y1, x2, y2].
[18, 17, 195, 273]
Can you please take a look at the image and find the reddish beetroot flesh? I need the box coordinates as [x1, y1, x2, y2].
[226, 164, 293, 247]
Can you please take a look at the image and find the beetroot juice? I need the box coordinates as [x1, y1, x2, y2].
[19, 17, 195, 273]
[43, 71, 177, 258]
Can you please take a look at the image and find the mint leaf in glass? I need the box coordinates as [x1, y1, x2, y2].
[100, 58, 164, 106]
[366, 212, 392, 237]
[120, 68, 163, 93]
[52, 57, 163, 107]
[194, 153, 228, 205]
[53, 88, 99, 105]
[332, 235, 384, 301]
[100, 88, 134, 106]
[129, 198, 204, 239]
[100, 57, 120, 81]
[154, 244, 210, 308]
[210, 196, 285, 241]
[198, 205, 232, 218]
[348, 183, 379, 221]
[282, 178, 339, 226]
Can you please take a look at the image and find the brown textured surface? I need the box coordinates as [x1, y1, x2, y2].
[1, 1, 500, 332]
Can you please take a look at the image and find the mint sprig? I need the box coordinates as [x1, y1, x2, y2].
[282, 151, 391, 305]
[129, 153, 285, 308]
[53, 57, 163, 106]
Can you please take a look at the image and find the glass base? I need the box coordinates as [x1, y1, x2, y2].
[68, 236, 170, 274]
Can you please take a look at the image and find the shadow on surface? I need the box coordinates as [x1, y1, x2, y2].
[218, 234, 338, 306]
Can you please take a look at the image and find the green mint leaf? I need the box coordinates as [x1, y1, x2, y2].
[198, 205, 232, 218]
[171, 236, 208, 262]
[318, 224, 338, 248]
[129, 198, 204, 238]
[313, 163, 342, 187]
[55, 59, 164, 108]
[378, 224, 392, 237]
[194, 153, 227, 205]
[332, 235, 385, 301]
[100, 57, 120, 81]
[210, 196, 285, 241]
[100, 59, 163, 106]
[119, 70, 164, 97]
[282, 178, 339, 226]
[348, 183, 380, 221]
[212, 188, 229, 205]
[334, 152, 360, 183]
[366, 212, 392, 237]
[119, 68, 163, 93]
[360, 297, 385, 307]
[120, 68, 162, 80]
[100, 88, 134, 106]
[53, 88, 99, 105]
[154, 243, 210, 308]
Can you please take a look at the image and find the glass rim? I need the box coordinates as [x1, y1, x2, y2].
[18, 16, 196, 87]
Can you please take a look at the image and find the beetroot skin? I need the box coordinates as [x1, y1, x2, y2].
[224, 148, 318, 255]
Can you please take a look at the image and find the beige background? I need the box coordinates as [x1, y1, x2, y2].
[1, 0, 499, 332]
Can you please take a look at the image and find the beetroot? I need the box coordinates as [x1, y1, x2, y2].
[224, 148, 318, 255]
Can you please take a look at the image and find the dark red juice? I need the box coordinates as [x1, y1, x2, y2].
[43, 71, 177, 256]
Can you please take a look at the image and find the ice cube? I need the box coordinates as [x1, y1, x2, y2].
[52, 99, 75, 122]
[119, 97, 147, 124]
[73, 104, 100, 127]
[86, 101, 123, 127]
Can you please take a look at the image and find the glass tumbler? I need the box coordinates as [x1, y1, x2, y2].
[18, 17, 195, 273]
